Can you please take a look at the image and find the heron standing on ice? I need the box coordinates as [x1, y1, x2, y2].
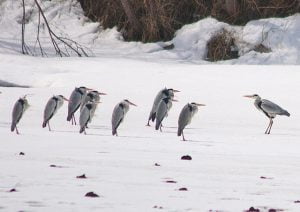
[177, 102, 206, 141]
[11, 95, 30, 134]
[244, 94, 290, 134]
[112, 99, 137, 136]
[67, 86, 91, 125]
[147, 88, 180, 126]
[79, 100, 100, 134]
[42, 95, 69, 131]
[80, 90, 106, 123]
[155, 97, 177, 131]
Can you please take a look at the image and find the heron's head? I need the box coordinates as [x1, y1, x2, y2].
[58, 95, 69, 102]
[78, 86, 93, 92]
[243, 94, 261, 100]
[162, 97, 178, 103]
[124, 99, 137, 106]
[191, 102, 206, 107]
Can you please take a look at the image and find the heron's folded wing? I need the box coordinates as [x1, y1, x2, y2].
[261, 99, 285, 114]
[112, 104, 124, 129]
[12, 101, 24, 124]
[44, 98, 57, 121]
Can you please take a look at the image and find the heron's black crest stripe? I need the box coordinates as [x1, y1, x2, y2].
[163, 98, 170, 104]
[162, 89, 169, 96]
[18, 99, 25, 105]
[188, 104, 193, 112]
[119, 103, 124, 109]
[52, 96, 59, 102]
[86, 104, 93, 110]
[76, 87, 84, 95]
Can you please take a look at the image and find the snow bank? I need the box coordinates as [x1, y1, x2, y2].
[0, 0, 299, 64]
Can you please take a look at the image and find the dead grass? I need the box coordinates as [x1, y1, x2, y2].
[78, 0, 300, 42]
[206, 29, 239, 62]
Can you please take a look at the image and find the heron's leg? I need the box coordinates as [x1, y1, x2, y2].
[146, 119, 151, 126]
[15, 126, 19, 135]
[159, 124, 162, 132]
[265, 119, 272, 134]
[71, 115, 74, 125]
[84, 129, 87, 135]
[116, 131, 118, 136]
[267, 119, 274, 134]
[73, 115, 77, 125]
[48, 122, 51, 131]
[182, 131, 186, 141]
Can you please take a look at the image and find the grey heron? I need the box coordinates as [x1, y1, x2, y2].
[42, 95, 69, 131]
[147, 88, 180, 126]
[155, 97, 178, 131]
[79, 100, 100, 134]
[80, 90, 106, 123]
[67, 86, 91, 125]
[11, 96, 30, 134]
[244, 94, 290, 134]
[177, 102, 206, 141]
[112, 99, 137, 136]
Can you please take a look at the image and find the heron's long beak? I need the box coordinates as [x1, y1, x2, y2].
[63, 97, 70, 101]
[243, 95, 253, 98]
[196, 103, 206, 106]
[99, 92, 107, 95]
[173, 89, 180, 93]
[128, 101, 137, 106]
[86, 88, 93, 91]
[171, 99, 179, 102]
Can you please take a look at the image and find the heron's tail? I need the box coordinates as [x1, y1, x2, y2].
[177, 128, 182, 136]
[112, 128, 117, 136]
[280, 110, 290, 117]
[11, 123, 16, 132]
[150, 112, 156, 122]
[67, 113, 72, 121]
[155, 119, 161, 130]
[42, 121, 47, 128]
[79, 126, 85, 134]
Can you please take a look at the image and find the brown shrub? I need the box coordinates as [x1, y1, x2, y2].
[206, 29, 239, 62]
[78, 0, 300, 42]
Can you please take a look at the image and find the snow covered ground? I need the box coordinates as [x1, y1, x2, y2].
[1, 0, 300, 212]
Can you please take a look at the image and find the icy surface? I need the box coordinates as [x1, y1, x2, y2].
[0, 0, 300, 212]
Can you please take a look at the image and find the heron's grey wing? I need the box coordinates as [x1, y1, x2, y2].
[44, 98, 57, 123]
[261, 99, 286, 115]
[79, 107, 90, 128]
[148, 90, 164, 121]
[68, 91, 82, 118]
[11, 101, 23, 130]
[112, 104, 124, 131]
[156, 101, 168, 127]
[178, 105, 191, 131]
[80, 95, 90, 111]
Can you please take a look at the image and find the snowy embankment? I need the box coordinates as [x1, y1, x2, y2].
[1, 0, 300, 212]
[0, 0, 300, 64]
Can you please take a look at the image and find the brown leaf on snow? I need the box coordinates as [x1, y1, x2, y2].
[181, 155, 192, 160]
[76, 174, 87, 179]
[85, 192, 99, 197]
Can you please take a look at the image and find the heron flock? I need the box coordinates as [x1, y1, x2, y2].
[3, 87, 290, 140]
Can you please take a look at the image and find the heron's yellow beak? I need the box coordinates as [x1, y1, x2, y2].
[243, 95, 253, 98]
[196, 103, 206, 106]
[99, 92, 107, 95]
[173, 89, 180, 93]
